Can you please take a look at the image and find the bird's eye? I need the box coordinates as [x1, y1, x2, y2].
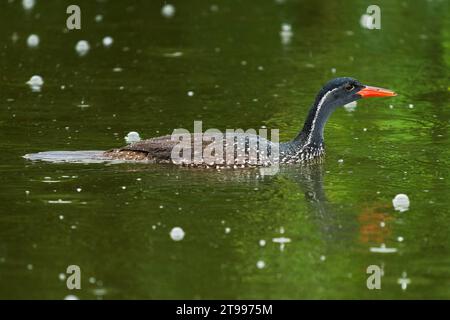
[345, 84, 355, 91]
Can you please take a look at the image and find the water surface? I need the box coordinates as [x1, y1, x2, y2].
[0, 0, 449, 299]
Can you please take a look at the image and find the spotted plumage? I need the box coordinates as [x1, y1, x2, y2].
[104, 78, 396, 167]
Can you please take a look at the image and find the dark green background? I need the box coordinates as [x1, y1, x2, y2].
[0, 0, 449, 299]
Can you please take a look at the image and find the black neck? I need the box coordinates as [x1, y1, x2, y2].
[293, 92, 336, 147]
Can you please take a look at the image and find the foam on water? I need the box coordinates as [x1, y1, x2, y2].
[22, 0, 35, 11]
[125, 131, 141, 143]
[360, 14, 374, 29]
[102, 36, 114, 47]
[393, 194, 410, 212]
[369, 243, 398, 253]
[75, 40, 90, 56]
[27, 34, 40, 48]
[344, 100, 357, 112]
[280, 23, 293, 45]
[26, 75, 44, 92]
[170, 227, 185, 241]
[161, 4, 175, 18]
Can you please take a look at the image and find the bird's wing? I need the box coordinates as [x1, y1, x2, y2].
[119, 135, 177, 159]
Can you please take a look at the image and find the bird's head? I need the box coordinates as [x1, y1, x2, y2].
[298, 77, 397, 145]
[314, 77, 397, 110]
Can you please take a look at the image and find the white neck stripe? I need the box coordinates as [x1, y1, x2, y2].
[306, 87, 338, 146]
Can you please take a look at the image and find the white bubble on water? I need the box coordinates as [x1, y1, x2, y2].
[27, 34, 39, 48]
[272, 237, 291, 251]
[93, 288, 107, 297]
[280, 23, 293, 45]
[360, 14, 374, 29]
[163, 51, 183, 58]
[393, 194, 410, 212]
[95, 14, 103, 23]
[281, 23, 291, 33]
[22, 0, 35, 11]
[161, 4, 175, 18]
[26, 75, 44, 92]
[344, 101, 357, 112]
[370, 243, 398, 253]
[170, 227, 185, 241]
[125, 131, 141, 143]
[75, 40, 90, 56]
[11, 32, 19, 43]
[210, 4, 219, 12]
[102, 36, 114, 47]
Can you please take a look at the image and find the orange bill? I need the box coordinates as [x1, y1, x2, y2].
[358, 86, 397, 98]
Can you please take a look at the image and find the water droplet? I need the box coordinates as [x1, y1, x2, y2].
[170, 227, 185, 241]
[393, 194, 410, 212]
[26, 75, 44, 92]
[370, 243, 397, 253]
[161, 4, 175, 18]
[26, 34, 39, 48]
[125, 131, 141, 143]
[360, 14, 374, 29]
[344, 101, 357, 112]
[75, 40, 90, 56]
[22, 0, 35, 11]
[95, 15, 103, 23]
[102, 36, 114, 47]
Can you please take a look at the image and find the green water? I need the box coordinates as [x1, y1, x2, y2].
[1, 0, 449, 299]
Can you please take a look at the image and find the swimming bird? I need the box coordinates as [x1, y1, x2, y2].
[104, 77, 396, 166]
